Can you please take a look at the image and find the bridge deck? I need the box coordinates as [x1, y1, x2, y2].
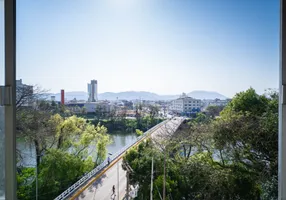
[75, 159, 126, 200]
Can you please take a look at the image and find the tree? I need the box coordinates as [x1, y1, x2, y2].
[126, 119, 137, 132]
[135, 129, 143, 136]
[16, 84, 57, 166]
[17, 168, 35, 200]
[123, 100, 133, 109]
[49, 114, 111, 163]
[17, 114, 111, 200]
[124, 131, 261, 199]
[17, 105, 56, 168]
[36, 149, 93, 200]
[212, 88, 278, 198]
[215, 88, 278, 173]
[81, 106, 87, 114]
[51, 100, 57, 107]
[135, 103, 143, 129]
[220, 87, 268, 117]
[94, 105, 108, 122]
[16, 85, 112, 199]
[193, 112, 210, 124]
[148, 105, 160, 122]
[122, 88, 278, 199]
[205, 105, 224, 118]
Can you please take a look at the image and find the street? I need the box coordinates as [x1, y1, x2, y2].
[77, 159, 126, 200]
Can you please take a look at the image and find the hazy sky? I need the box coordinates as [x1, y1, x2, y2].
[9, 0, 281, 97]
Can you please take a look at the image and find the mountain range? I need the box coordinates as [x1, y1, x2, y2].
[49, 90, 228, 101]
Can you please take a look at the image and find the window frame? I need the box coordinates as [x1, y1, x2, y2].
[4, 0, 17, 199]
[2, 0, 286, 199]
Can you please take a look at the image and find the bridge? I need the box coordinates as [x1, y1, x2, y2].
[54, 117, 185, 200]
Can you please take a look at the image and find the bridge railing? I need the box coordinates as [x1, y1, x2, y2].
[54, 120, 169, 200]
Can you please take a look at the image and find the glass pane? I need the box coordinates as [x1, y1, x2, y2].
[0, 0, 5, 199]
[15, 0, 280, 199]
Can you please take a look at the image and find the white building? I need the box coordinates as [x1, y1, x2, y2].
[84, 101, 115, 113]
[16, 79, 34, 107]
[170, 93, 202, 115]
[87, 80, 98, 102]
[202, 98, 231, 109]
[65, 101, 115, 114]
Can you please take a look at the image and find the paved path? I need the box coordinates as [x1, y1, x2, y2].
[77, 159, 126, 200]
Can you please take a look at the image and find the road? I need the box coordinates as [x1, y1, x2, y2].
[75, 118, 183, 200]
[151, 117, 184, 142]
[76, 159, 126, 200]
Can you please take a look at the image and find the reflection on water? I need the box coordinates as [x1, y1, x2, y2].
[17, 131, 138, 167]
[107, 131, 137, 154]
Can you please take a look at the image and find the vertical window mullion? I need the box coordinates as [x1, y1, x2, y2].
[4, 0, 17, 199]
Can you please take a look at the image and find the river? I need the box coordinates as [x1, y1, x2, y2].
[17, 131, 138, 167]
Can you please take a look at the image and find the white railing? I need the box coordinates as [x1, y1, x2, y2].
[54, 120, 170, 200]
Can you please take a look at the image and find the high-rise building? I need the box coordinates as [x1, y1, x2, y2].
[87, 80, 98, 102]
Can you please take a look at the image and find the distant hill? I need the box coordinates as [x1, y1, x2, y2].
[187, 90, 228, 100]
[48, 90, 227, 101]
[99, 91, 161, 101]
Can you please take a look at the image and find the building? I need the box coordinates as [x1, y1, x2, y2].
[85, 101, 115, 113]
[126, 110, 136, 117]
[64, 101, 115, 114]
[201, 98, 231, 111]
[50, 96, 56, 101]
[16, 79, 33, 92]
[16, 79, 34, 107]
[87, 80, 98, 102]
[170, 93, 202, 116]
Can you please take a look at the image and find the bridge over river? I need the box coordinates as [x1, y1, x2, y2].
[55, 117, 185, 200]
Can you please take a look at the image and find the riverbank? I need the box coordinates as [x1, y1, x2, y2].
[17, 130, 138, 167]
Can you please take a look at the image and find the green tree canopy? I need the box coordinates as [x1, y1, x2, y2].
[122, 88, 278, 200]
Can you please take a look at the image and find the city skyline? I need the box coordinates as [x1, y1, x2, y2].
[4, 0, 280, 97]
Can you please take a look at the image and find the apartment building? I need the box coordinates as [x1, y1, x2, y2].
[170, 93, 202, 115]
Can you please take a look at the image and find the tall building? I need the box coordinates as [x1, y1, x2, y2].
[88, 80, 98, 102]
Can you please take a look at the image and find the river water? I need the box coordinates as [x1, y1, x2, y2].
[17, 131, 138, 167]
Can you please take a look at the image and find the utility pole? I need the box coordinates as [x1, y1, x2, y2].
[123, 161, 133, 200]
[35, 152, 38, 200]
[150, 157, 154, 200]
[163, 153, 166, 200]
[36, 162, 38, 200]
[126, 171, 130, 200]
[117, 162, 119, 200]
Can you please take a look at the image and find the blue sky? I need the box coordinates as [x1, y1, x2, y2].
[9, 0, 280, 97]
